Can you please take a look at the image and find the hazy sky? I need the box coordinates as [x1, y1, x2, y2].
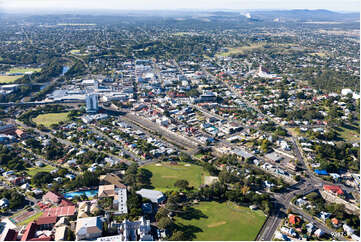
[1, 0, 360, 12]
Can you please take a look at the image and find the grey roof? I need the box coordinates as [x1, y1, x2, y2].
[136, 189, 165, 203]
[265, 152, 283, 162]
[233, 148, 254, 159]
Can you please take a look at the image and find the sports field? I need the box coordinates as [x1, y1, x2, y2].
[0, 75, 22, 83]
[142, 162, 209, 191]
[32, 112, 69, 128]
[17, 211, 43, 226]
[7, 67, 41, 74]
[175, 201, 267, 241]
[27, 165, 56, 177]
[217, 43, 265, 57]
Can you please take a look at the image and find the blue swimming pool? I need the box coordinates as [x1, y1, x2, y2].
[63, 189, 98, 199]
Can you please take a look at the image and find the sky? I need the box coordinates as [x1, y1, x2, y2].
[1, 0, 360, 12]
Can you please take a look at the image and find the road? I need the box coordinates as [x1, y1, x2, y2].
[15, 120, 127, 167]
[289, 204, 347, 240]
[102, 104, 201, 152]
[201, 65, 356, 241]
[89, 125, 140, 163]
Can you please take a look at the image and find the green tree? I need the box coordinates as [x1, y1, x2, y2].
[169, 231, 186, 241]
[32, 172, 53, 186]
[174, 180, 189, 190]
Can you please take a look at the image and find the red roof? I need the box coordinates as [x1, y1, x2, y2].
[21, 222, 38, 241]
[288, 214, 301, 225]
[60, 199, 74, 207]
[42, 191, 62, 204]
[36, 216, 57, 225]
[40, 206, 76, 218]
[331, 218, 339, 225]
[15, 129, 24, 137]
[323, 185, 344, 195]
[29, 236, 52, 241]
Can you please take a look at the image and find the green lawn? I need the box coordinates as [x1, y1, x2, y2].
[27, 165, 56, 177]
[174, 201, 267, 241]
[32, 112, 70, 128]
[217, 43, 265, 57]
[0, 75, 23, 83]
[142, 162, 209, 192]
[337, 122, 359, 143]
[70, 49, 81, 54]
[7, 67, 41, 74]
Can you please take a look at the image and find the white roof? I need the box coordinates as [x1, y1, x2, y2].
[136, 189, 164, 203]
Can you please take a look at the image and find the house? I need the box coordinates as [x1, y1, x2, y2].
[0, 198, 9, 208]
[274, 231, 290, 241]
[305, 223, 314, 235]
[0, 124, 16, 135]
[8, 176, 25, 185]
[295, 198, 307, 207]
[75, 216, 103, 240]
[98, 185, 116, 198]
[15, 129, 29, 139]
[343, 224, 354, 236]
[330, 173, 341, 181]
[78, 201, 90, 218]
[314, 228, 324, 238]
[55, 217, 70, 228]
[65, 174, 76, 180]
[136, 189, 166, 203]
[66, 159, 77, 166]
[99, 173, 124, 188]
[32, 188, 43, 196]
[43, 191, 63, 205]
[264, 180, 274, 188]
[21, 222, 52, 241]
[2, 171, 15, 177]
[319, 211, 331, 221]
[288, 214, 301, 226]
[280, 226, 297, 237]
[54, 226, 68, 241]
[35, 216, 57, 230]
[0, 227, 18, 241]
[21, 183, 31, 190]
[249, 205, 258, 210]
[60, 199, 74, 207]
[323, 185, 344, 196]
[331, 218, 341, 228]
[88, 167, 97, 172]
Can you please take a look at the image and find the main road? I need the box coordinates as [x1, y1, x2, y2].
[201, 65, 353, 241]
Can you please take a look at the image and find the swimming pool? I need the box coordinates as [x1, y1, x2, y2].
[63, 189, 98, 199]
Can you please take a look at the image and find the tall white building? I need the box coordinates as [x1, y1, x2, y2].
[114, 187, 128, 214]
[86, 94, 98, 113]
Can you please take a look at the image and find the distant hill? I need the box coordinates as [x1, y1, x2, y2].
[250, 9, 360, 22]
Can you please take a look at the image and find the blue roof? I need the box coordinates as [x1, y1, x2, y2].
[314, 169, 328, 175]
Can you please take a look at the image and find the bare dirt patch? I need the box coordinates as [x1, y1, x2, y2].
[208, 221, 226, 228]
[204, 176, 219, 185]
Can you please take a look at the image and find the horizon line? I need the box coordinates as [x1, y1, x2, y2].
[1, 8, 360, 14]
